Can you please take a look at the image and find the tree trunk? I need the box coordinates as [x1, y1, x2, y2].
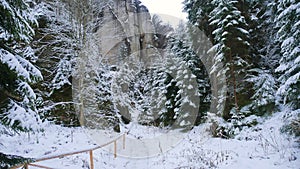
[229, 49, 239, 111]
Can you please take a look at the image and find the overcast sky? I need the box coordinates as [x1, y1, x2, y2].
[139, 0, 187, 27]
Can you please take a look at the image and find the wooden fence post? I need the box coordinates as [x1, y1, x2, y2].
[114, 141, 117, 158]
[123, 134, 126, 149]
[89, 150, 94, 169]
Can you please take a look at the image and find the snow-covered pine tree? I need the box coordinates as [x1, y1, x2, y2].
[147, 68, 168, 126]
[183, 0, 215, 39]
[73, 36, 120, 130]
[246, 0, 281, 71]
[95, 63, 117, 129]
[111, 60, 166, 127]
[208, 0, 252, 120]
[246, 0, 279, 115]
[0, 0, 42, 132]
[31, 1, 79, 125]
[247, 69, 277, 115]
[161, 70, 180, 127]
[165, 56, 199, 130]
[130, 68, 167, 126]
[169, 22, 211, 124]
[73, 0, 127, 129]
[32, 0, 108, 126]
[275, 0, 300, 110]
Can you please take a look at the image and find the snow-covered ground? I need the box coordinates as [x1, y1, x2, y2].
[1, 112, 299, 169]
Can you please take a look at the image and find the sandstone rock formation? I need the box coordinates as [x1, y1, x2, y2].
[95, 0, 158, 65]
[79, 0, 162, 129]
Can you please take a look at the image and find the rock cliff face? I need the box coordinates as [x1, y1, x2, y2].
[95, 0, 157, 65]
[78, 0, 161, 129]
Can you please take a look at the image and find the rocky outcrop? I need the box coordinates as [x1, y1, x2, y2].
[95, 0, 157, 65]
[79, 0, 160, 129]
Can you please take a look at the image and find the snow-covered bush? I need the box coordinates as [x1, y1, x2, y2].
[281, 109, 300, 137]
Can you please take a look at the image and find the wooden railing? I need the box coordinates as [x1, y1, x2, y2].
[11, 133, 126, 169]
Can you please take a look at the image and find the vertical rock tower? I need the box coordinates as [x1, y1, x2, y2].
[96, 0, 157, 64]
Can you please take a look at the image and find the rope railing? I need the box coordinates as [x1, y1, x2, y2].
[11, 133, 126, 169]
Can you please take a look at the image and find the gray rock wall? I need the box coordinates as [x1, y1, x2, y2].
[96, 0, 157, 65]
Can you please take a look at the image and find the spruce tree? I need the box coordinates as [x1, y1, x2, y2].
[208, 0, 252, 120]
[183, 0, 214, 39]
[169, 22, 211, 124]
[0, 0, 42, 132]
[246, 0, 279, 115]
[31, 1, 79, 125]
[275, 0, 300, 110]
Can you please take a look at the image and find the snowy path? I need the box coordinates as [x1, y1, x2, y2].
[1, 113, 299, 169]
